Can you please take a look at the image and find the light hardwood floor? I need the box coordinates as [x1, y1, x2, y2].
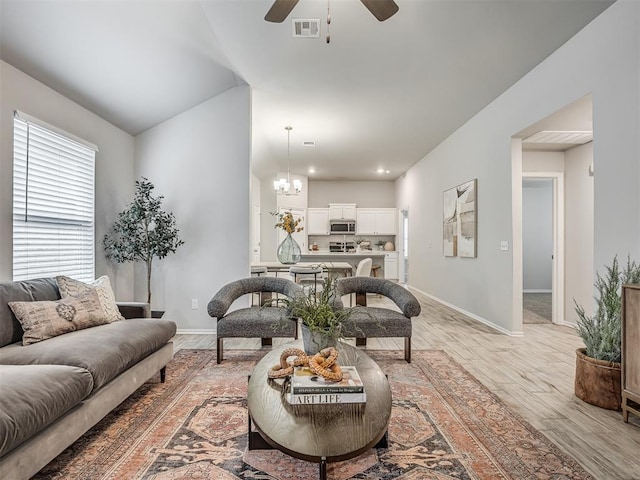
[173, 290, 640, 480]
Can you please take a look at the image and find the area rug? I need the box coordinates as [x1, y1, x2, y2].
[35, 349, 593, 480]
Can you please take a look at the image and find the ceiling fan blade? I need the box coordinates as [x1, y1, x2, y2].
[265, 0, 300, 23]
[360, 0, 399, 22]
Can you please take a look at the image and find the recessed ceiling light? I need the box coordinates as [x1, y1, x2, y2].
[308, 167, 316, 174]
[377, 168, 384, 174]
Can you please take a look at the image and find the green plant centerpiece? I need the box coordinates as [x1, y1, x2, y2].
[271, 272, 358, 354]
[573, 255, 640, 410]
[103, 178, 184, 306]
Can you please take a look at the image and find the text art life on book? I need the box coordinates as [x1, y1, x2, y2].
[290, 365, 365, 395]
[287, 391, 367, 405]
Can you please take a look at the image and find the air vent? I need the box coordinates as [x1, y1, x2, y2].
[523, 130, 593, 145]
[302, 141, 316, 147]
[292, 19, 320, 38]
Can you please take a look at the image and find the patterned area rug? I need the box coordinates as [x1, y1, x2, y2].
[35, 349, 593, 479]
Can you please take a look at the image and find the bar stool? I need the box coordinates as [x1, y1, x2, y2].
[289, 265, 324, 296]
[251, 266, 268, 306]
[352, 258, 373, 306]
[371, 265, 381, 277]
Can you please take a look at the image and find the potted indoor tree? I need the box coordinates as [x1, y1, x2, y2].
[103, 177, 184, 315]
[574, 255, 640, 410]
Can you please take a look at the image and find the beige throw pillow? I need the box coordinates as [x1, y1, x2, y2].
[9, 289, 108, 345]
[56, 275, 124, 323]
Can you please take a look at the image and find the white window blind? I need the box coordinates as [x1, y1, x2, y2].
[13, 114, 96, 282]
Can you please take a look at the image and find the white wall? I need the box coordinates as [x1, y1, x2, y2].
[0, 61, 135, 297]
[396, 1, 639, 333]
[134, 85, 251, 331]
[565, 142, 594, 324]
[522, 180, 553, 291]
[308, 180, 396, 208]
[260, 178, 278, 261]
[523, 151, 565, 173]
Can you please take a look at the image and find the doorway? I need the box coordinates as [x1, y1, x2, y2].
[400, 208, 409, 284]
[522, 177, 554, 323]
[513, 95, 593, 329]
[521, 172, 564, 325]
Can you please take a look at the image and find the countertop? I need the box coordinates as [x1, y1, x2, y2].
[302, 250, 392, 256]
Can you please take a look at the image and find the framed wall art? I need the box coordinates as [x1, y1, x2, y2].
[443, 179, 477, 258]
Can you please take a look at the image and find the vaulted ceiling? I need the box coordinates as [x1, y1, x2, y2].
[0, 0, 613, 181]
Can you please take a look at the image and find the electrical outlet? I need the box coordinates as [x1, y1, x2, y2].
[191, 299, 198, 310]
[500, 241, 509, 251]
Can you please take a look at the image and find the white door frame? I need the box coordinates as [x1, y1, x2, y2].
[398, 207, 409, 284]
[522, 171, 565, 325]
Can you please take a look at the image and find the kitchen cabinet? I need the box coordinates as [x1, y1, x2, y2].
[329, 203, 357, 220]
[384, 252, 398, 279]
[356, 208, 397, 235]
[306, 208, 330, 235]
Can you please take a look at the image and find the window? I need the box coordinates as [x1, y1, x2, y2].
[13, 112, 97, 282]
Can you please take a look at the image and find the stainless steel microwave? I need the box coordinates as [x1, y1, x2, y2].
[330, 220, 356, 234]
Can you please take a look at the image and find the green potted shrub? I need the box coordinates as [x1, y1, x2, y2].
[271, 273, 359, 354]
[574, 255, 640, 410]
[103, 178, 184, 315]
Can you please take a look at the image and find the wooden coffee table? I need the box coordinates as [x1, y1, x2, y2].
[247, 341, 392, 479]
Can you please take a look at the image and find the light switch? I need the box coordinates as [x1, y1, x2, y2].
[500, 241, 509, 251]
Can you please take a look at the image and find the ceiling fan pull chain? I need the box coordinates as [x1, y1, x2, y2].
[326, 0, 331, 43]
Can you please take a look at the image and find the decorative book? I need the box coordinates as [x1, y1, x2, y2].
[290, 365, 365, 395]
[287, 391, 366, 405]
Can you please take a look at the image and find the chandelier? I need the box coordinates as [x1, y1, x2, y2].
[274, 126, 302, 195]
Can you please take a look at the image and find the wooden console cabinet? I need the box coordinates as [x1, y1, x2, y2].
[622, 284, 640, 422]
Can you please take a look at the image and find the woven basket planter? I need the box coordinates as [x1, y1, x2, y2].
[574, 348, 622, 411]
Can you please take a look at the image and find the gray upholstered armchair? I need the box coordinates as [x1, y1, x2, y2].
[207, 277, 303, 363]
[336, 277, 421, 363]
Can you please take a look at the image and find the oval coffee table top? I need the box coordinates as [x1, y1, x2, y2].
[247, 341, 392, 463]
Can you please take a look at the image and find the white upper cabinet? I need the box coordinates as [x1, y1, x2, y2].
[355, 210, 377, 234]
[307, 208, 330, 235]
[375, 209, 396, 234]
[329, 203, 357, 220]
[356, 208, 396, 235]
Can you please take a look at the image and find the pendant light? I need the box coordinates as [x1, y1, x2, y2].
[274, 126, 302, 195]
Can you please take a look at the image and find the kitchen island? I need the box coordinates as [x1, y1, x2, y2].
[300, 250, 393, 278]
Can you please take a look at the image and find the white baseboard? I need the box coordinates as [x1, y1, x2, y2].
[407, 285, 524, 337]
[523, 289, 552, 293]
[175, 329, 216, 335]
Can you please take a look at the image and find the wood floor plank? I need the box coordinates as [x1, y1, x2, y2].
[171, 288, 640, 479]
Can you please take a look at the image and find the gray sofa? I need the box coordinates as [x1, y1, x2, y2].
[0, 277, 177, 480]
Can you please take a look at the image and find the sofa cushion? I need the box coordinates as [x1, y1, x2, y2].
[0, 364, 93, 457]
[0, 318, 177, 390]
[0, 278, 60, 348]
[57, 275, 124, 323]
[9, 289, 111, 345]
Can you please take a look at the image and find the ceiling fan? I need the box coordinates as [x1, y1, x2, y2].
[265, 0, 399, 23]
